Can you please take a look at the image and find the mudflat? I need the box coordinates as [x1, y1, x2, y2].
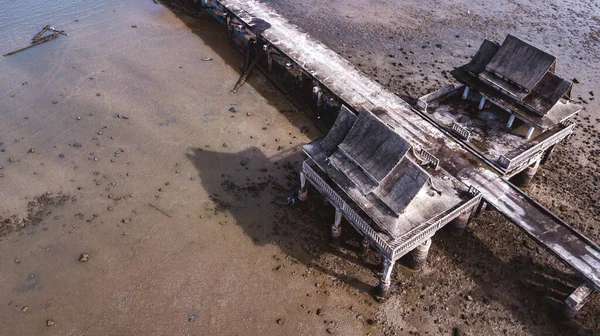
[0, 0, 598, 335]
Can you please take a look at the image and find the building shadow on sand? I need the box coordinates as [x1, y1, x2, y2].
[185, 145, 381, 294]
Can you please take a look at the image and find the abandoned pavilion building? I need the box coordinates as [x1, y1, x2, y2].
[301, 106, 481, 297]
[417, 34, 580, 183]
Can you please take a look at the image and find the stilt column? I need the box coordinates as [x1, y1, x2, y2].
[331, 208, 343, 245]
[298, 172, 308, 201]
[525, 125, 535, 140]
[512, 160, 540, 187]
[447, 211, 471, 236]
[360, 236, 370, 260]
[404, 239, 432, 271]
[506, 114, 515, 128]
[462, 86, 470, 99]
[540, 144, 557, 165]
[377, 258, 396, 298]
[478, 96, 486, 110]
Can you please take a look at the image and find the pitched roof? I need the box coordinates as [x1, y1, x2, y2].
[486, 34, 556, 91]
[523, 71, 572, 114]
[374, 157, 431, 214]
[320, 105, 357, 152]
[465, 39, 500, 75]
[338, 108, 411, 182]
[452, 35, 578, 122]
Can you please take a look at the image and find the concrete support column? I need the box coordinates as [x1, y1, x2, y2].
[298, 172, 308, 201]
[312, 85, 323, 107]
[263, 45, 273, 72]
[462, 86, 470, 100]
[512, 160, 541, 188]
[377, 258, 396, 298]
[474, 200, 488, 218]
[331, 208, 343, 245]
[506, 114, 516, 128]
[478, 96, 486, 110]
[360, 236, 370, 259]
[540, 144, 557, 165]
[525, 125, 535, 140]
[447, 211, 471, 237]
[404, 238, 432, 271]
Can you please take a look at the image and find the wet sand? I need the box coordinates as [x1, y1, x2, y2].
[1, 0, 599, 335]
[0, 1, 380, 335]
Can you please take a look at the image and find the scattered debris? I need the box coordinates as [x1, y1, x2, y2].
[148, 203, 172, 218]
[3, 25, 67, 57]
[232, 52, 260, 93]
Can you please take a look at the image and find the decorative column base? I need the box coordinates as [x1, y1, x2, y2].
[375, 258, 396, 301]
[298, 172, 308, 201]
[331, 208, 342, 246]
[447, 211, 471, 237]
[298, 189, 308, 201]
[402, 239, 432, 271]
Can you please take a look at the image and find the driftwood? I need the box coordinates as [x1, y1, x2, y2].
[231, 53, 260, 93]
[3, 25, 67, 57]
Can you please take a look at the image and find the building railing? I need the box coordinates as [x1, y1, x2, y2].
[451, 122, 471, 141]
[302, 160, 482, 260]
[302, 161, 393, 256]
[497, 121, 575, 174]
[416, 84, 462, 112]
[415, 147, 440, 169]
[387, 191, 482, 259]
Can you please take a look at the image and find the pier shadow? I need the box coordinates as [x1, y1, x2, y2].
[165, 6, 326, 135]
[185, 146, 376, 295]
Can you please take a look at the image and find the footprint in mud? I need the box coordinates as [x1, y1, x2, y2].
[159, 116, 176, 126]
[202, 113, 216, 123]
[18, 273, 40, 292]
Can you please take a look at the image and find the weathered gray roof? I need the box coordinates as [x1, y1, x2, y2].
[338, 107, 411, 183]
[374, 157, 431, 214]
[323, 106, 433, 215]
[523, 72, 572, 114]
[328, 150, 378, 195]
[320, 105, 357, 152]
[453, 35, 577, 121]
[465, 39, 499, 75]
[486, 34, 556, 91]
